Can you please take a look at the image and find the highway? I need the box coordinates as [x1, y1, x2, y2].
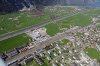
[0, 10, 86, 41]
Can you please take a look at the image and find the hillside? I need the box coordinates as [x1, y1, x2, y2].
[0, 0, 100, 13]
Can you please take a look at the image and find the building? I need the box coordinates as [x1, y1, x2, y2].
[34, 55, 44, 65]
[0, 53, 8, 61]
[16, 45, 28, 53]
[6, 49, 18, 58]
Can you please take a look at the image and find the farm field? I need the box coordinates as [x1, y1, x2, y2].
[0, 6, 76, 35]
[0, 33, 31, 53]
[85, 48, 100, 61]
[45, 23, 62, 36]
[45, 9, 100, 36]
[0, 12, 50, 35]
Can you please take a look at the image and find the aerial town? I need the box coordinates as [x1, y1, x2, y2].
[0, 0, 100, 66]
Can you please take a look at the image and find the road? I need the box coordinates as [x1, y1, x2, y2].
[0, 9, 87, 41]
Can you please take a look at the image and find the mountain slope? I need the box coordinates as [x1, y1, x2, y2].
[0, 0, 100, 13]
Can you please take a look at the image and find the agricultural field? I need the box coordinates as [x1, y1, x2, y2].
[0, 33, 31, 53]
[0, 6, 76, 35]
[0, 12, 50, 35]
[85, 48, 100, 61]
[45, 8, 100, 36]
[45, 12, 91, 36]
[45, 23, 62, 36]
[59, 13, 91, 27]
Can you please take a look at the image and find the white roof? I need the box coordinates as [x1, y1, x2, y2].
[0, 58, 7, 66]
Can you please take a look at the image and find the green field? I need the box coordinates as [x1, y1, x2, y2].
[57, 9, 100, 28]
[0, 33, 31, 53]
[45, 23, 62, 36]
[45, 9, 100, 36]
[85, 48, 100, 61]
[0, 6, 76, 35]
[58, 13, 91, 27]
[45, 12, 91, 36]
[0, 12, 50, 35]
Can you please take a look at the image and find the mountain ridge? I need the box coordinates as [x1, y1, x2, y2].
[0, 0, 100, 13]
